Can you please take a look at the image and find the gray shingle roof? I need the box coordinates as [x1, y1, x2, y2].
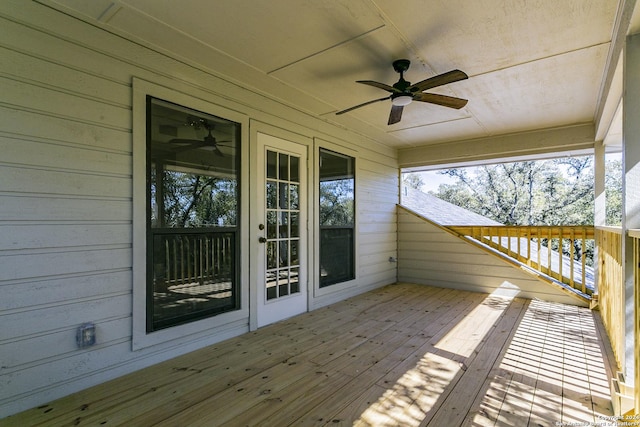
[401, 186, 501, 226]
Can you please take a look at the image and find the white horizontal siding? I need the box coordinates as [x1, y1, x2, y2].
[1, 248, 131, 283]
[1, 270, 131, 311]
[0, 0, 399, 417]
[397, 207, 588, 307]
[356, 159, 397, 285]
[0, 224, 131, 251]
[0, 195, 131, 222]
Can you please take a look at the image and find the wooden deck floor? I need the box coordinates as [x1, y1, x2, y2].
[3, 283, 614, 426]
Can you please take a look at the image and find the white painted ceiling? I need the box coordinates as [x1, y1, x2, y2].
[42, 0, 640, 150]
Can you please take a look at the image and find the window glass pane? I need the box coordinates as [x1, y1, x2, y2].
[147, 97, 240, 331]
[320, 228, 354, 288]
[319, 148, 355, 288]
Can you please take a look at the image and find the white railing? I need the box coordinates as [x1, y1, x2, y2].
[449, 225, 594, 295]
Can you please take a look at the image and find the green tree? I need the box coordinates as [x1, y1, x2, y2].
[605, 158, 622, 226]
[403, 173, 425, 190]
[319, 178, 354, 226]
[157, 169, 237, 227]
[435, 158, 594, 226]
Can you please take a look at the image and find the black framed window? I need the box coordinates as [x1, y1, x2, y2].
[146, 97, 240, 332]
[319, 148, 355, 287]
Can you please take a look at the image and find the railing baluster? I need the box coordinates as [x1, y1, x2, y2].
[581, 228, 587, 294]
[556, 228, 562, 282]
[536, 227, 541, 269]
[173, 238, 178, 285]
[547, 228, 552, 279]
[569, 227, 575, 289]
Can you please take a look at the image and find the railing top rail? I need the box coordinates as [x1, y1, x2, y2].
[595, 225, 623, 234]
[448, 225, 595, 238]
[629, 229, 640, 239]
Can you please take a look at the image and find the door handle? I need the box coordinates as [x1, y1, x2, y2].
[258, 237, 267, 243]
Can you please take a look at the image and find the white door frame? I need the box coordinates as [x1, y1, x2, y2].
[249, 123, 312, 330]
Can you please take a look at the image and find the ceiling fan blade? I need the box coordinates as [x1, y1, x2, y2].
[172, 142, 204, 152]
[336, 96, 389, 115]
[413, 93, 468, 109]
[356, 80, 400, 93]
[169, 138, 201, 144]
[388, 105, 403, 125]
[408, 69, 468, 92]
[213, 145, 224, 157]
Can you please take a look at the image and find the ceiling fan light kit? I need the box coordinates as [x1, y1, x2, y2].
[336, 59, 468, 125]
[391, 94, 413, 106]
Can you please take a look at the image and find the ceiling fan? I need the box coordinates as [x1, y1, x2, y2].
[336, 59, 468, 125]
[169, 118, 230, 156]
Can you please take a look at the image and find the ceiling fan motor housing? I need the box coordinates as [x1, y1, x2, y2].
[392, 59, 411, 73]
[392, 59, 412, 92]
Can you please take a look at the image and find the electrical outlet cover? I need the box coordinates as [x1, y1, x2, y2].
[76, 323, 96, 348]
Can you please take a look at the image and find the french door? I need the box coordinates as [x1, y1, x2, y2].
[254, 132, 308, 327]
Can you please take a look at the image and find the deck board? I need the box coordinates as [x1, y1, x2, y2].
[1, 283, 614, 426]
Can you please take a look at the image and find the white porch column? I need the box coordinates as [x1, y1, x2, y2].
[623, 32, 640, 386]
[594, 141, 606, 294]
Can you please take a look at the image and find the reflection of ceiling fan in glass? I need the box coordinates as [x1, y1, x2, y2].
[169, 117, 231, 157]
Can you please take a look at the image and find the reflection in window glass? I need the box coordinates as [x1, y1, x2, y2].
[319, 148, 355, 287]
[146, 97, 240, 332]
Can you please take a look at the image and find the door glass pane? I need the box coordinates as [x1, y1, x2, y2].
[267, 211, 277, 239]
[267, 151, 277, 179]
[266, 181, 277, 209]
[290, 184, 299, 210]
[279, 183, 288, 209]
[290, 156, 299, 182]
[264, 148, 301, 301]
[279, 240, 289, 268]
[267, 241, 277, 269]
[278, 270, 289, 297]
[279, 212, 289, 238]
[290, 239, 299, 265]
[290, 267, 299, 294]
[290, 212, 299, 238]
[279, 153, 288, 180]
[266, 271, 277, 300]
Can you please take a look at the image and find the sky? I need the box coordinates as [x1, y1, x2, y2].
[414, 170, 457, 193]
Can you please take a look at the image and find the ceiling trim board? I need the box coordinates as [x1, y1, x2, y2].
[398, 123, 596, 169]
[266, 25, 387, 75]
